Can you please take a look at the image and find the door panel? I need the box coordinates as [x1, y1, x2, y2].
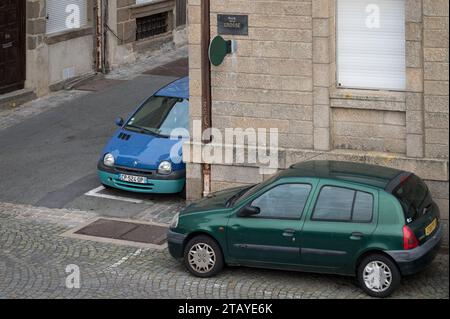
[226, 179, 317, 267]
[227, 218, 301, 265]
[300, 181, 378, 272]
[0, 0, 25, 94]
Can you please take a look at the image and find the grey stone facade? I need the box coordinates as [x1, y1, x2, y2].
[185, 0, 449, 239]
[25, 0, 95, 96]
[106, 0, 187, 70]
[14, 0, 186, 97]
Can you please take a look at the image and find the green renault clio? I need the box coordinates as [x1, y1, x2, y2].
[167, 161, 443, 297]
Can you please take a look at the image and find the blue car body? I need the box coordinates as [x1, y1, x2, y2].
[97, 77, 189, 194]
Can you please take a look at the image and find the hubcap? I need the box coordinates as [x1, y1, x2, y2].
[188, 243, 216, 274]
[363, 261, 392, 293]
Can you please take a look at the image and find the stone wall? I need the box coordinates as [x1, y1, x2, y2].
[25, 0, 95, 96]
[185, 0, 449, 243]
[423, 0, 449, 160]
[110, 0, 180, 69]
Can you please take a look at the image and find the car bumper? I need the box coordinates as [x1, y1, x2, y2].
[98, 169, 185, 194]
[167, 229, 187, 259]
[385, 224, 443, 276]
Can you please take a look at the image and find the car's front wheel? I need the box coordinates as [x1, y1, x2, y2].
[357, 253, 401, 298]
[183, 235, 224, 278]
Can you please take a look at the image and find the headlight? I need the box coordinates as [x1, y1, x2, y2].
[158, 161, 172, 175]
[171, 213, 179, 229]
[103, 153, 115, 167]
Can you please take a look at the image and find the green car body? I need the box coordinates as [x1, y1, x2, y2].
[168, 161, 442, 295]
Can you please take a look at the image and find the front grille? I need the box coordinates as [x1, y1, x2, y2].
[115, 180, 154, 190]
[136, 12, 169, 41]
[114, 166, 154, 177]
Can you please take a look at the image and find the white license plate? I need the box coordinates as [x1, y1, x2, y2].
[119, 174, 147, 184]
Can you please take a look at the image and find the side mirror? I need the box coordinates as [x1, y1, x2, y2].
[115, 117, 124, 127]
[238, 205, 260, 217]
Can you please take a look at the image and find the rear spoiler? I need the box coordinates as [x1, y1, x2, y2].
[384, 171, 412, 193]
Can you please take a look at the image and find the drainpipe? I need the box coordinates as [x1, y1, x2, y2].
[95, 0, 106, 73]
[201, 0, 212, 197]
[103, 0, 109, 72]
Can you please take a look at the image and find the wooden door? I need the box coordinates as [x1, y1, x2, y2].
[0, 0, 26, 95]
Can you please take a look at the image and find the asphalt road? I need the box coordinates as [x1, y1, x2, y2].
[0, 74, 182, 217]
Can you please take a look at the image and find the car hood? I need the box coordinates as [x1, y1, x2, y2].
[102, 129, 182, 170]
[181, 186, 249, 214]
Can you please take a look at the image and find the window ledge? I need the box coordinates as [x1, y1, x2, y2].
[330, 87, 406, 102]
[44, 26, 93, 45]
[329, 87, 406, 112]
[131, 0, 175, 19]
[132, 0, 171, 9]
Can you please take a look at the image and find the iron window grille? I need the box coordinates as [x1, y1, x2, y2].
[136, 12, 169, 41]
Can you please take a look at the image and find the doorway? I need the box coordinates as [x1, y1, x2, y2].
[0, 0, 26, 95]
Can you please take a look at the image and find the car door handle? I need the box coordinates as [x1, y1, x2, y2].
[282, 229, 296, 237]
[350, 232, 364, 240]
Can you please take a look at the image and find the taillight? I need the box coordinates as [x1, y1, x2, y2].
[403, 225, 419, 250]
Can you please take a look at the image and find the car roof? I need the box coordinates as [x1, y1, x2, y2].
[282, 160, 406, 190]
[155, 76, 189, 99]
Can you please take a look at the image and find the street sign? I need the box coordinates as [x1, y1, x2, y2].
[209, 35, 232, 66]
[218, 14, 249, 36]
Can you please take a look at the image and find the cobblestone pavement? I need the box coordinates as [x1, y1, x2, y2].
[0, 203, 448, 299]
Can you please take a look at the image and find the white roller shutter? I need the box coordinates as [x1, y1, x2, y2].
[46, 0, 88, 35]
[337, 0, 406, 90]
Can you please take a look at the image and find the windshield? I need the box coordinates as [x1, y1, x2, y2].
[125, 96, 189, 137]
[392, 174, 429, 222]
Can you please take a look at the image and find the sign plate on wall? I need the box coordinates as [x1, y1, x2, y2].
[218, 14, 248, 36]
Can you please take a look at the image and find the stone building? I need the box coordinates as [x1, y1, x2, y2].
[185, 0, 449, 240]
[108, 0, 188, 69]
[0, 0, 187, 104]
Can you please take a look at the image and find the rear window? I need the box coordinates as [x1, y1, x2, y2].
[392, 174, 429, 222]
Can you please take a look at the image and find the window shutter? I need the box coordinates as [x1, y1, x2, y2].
[337, 0, 406, 90]
[46, 0, 88, 35]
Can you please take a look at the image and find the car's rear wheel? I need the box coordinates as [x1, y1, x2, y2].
[357, 253, 401, 298]
[183, 235, 224, 278]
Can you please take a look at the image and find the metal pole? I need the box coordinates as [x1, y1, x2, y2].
[200, 0, 211, 197]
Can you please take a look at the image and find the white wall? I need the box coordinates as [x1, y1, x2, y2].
[48, 35, 94, 85]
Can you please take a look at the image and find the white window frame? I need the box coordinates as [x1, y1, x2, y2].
[46, 0, 88, 35]
[335, 0, 406, 91]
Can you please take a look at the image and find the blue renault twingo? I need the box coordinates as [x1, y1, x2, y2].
[97, 77, 189, 196]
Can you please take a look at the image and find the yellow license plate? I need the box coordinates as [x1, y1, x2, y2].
[425, 219, 437, 236]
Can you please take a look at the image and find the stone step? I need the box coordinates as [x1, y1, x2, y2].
[0, 88, 37, 111]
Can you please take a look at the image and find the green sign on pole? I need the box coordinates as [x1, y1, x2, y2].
[209, 35, 232, 66]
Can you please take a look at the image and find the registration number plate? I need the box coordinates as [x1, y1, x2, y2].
[119, 174, 147, 184]
[425, 218, 437, 236]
